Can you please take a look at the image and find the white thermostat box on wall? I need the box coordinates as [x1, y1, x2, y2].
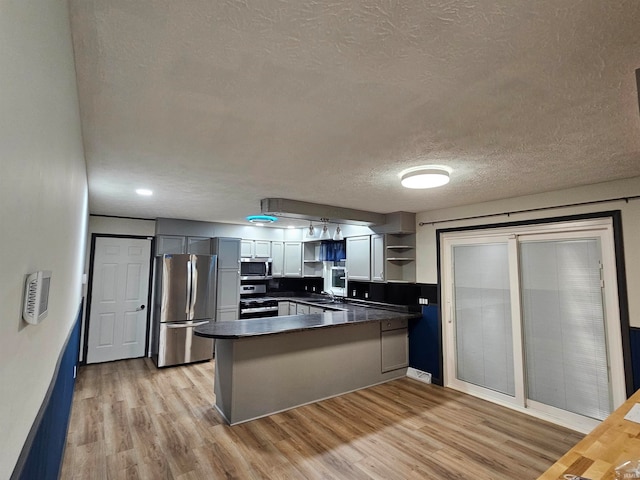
[23, 270, 52, 325]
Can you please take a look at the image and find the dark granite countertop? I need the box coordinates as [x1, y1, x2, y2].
[194, 298, 421, 339]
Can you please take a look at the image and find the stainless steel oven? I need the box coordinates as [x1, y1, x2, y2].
[239, 283, 279, 319]
[240, 257, 272, 280]
[239, 301, 279, 319]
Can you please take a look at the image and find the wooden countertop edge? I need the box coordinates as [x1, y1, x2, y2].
[537, 389, 640, 480]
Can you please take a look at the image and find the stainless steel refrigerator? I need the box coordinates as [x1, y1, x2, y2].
[152, 253, 217, 367]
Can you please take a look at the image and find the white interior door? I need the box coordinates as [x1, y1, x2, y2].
[86, 237, 151, 364]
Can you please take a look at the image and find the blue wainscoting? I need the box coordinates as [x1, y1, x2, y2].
[408, 304, 442, 385]
[11, 304, 81, 480]
[630, 327, 640, 392]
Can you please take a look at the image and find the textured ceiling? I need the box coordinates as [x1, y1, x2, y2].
[68, 0, 640, 225]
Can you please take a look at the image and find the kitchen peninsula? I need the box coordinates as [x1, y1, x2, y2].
[195, 299, 421, 425]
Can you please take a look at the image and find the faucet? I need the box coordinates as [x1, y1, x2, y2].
[321, 290, 336, 302]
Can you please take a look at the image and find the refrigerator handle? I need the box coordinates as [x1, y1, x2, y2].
[190, 256, 198, 317]
[186, 260, 192, 317]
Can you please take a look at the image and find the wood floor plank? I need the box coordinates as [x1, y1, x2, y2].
[61, 358, 582, 479]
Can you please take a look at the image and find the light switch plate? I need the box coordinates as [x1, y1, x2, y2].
[624, 403, 640, 424]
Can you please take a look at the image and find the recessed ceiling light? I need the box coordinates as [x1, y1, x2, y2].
[287, 225, 295, 229]
[246, 215, 278, 224]
[254, 222, 264, 227]
[136, 188, 153, 196]
[400, 166, 451, 189]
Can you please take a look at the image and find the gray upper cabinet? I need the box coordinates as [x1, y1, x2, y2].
[241, 239, 271, 258]
[212, 237, 241, 321]
[213, 237, 241, 269]
[371, 234, 385, 282]
[186, 236, 211, 254]
[283, 242, 303, 277]
[254, 240, 271, 257]
[271, 241, 284, 277]
[155, 235, 186, 255]
[385, 233, 416, 283]
[303, 242, 323, 277]
[156, 235, 212, 255]
[240, 240, 253, 258]
[346, 235, 371, 281]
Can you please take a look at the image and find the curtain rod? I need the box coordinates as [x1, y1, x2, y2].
[418, 195, 640, 226]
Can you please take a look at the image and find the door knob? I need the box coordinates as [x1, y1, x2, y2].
[136, 305, 146, 311]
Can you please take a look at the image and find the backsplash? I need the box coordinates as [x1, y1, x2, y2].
[267, 277, 324, 294]
[348, 281, 437, 306]
[267, 277, 437, 306]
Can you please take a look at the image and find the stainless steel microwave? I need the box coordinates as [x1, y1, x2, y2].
[240, 257, 272, 280]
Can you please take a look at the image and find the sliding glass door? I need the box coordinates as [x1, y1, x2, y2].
[520, 236, 611, 422]
[453, 242, 515, 396]
[442, 219, 625, 432]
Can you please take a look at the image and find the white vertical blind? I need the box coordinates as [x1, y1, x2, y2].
[453, 243, 515, 396]
[520, 239, 611, 420]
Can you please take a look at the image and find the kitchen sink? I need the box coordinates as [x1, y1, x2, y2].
[307, 298, 342, 305]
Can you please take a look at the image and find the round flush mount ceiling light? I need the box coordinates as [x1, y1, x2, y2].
[246, 215, 278, 224]
[400, 166, 451, 189]
[136, 188, 153, 196]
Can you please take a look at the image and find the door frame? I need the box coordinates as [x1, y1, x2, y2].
[435, 210, 633, 398]
[81, 234, 155, 365]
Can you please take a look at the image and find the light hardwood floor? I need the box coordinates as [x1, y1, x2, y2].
[61, 358, 583, 479]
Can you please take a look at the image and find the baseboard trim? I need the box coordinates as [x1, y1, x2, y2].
[407, 367, 432, 384]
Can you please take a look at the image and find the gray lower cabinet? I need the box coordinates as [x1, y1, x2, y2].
[296, 303, 310, 315]
[278, 301, 289, 316]
[217, 308, 239, 321]
[380, 318, 408, 373]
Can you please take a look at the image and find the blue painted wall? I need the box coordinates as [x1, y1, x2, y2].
[12, 308, 81, 480]
[630, 328, 640, 392]
[409, 307, 640, 394]
[408, 304, 442, 385]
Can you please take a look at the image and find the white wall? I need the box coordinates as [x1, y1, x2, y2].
[416, 176, 640, 326]
[0, 0, 88, 477]
[84, 215, 156, 279]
